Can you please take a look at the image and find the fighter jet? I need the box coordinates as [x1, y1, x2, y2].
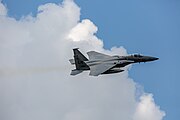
[69, 48, 159, 76]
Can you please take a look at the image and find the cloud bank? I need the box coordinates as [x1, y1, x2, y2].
[0, 0, 165, 120]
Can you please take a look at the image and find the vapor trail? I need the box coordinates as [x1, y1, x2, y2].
[0, 66, 68, 77]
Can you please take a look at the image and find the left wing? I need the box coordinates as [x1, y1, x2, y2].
[89, 63, 117, 76]
[87, 51, 111, 60]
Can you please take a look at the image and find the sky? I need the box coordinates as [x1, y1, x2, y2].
[0, 0, 180, 120]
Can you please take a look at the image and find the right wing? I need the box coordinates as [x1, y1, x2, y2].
[89, 63, 117, 76]
[87, 51, 111, 60]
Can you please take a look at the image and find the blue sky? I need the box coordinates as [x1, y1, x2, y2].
[2, 0, 180, 120]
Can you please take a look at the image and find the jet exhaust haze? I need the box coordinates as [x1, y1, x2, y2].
[0, 0, 165, 120]
[0, 67, 66, 77]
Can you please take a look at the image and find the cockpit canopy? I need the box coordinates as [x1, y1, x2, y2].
[133, 54, 143, 58]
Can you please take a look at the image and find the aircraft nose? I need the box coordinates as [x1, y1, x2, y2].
[150, 57, 159, 61]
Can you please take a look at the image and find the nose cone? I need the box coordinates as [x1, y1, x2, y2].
[148, 56, 159, 61]
[153, 57, 159, 60]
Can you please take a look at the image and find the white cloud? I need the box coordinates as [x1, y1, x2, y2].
[68, 19, 98, 42]
[133, 94, 166, 120]
[0, 0, 165, 120]
[0, 0, 7, 16]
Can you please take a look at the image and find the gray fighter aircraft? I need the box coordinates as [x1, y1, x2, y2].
[69, 48, 159, 76]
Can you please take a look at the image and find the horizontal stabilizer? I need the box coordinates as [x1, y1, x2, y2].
[70, 69, 83, 76]
[69, 59, 75, 65]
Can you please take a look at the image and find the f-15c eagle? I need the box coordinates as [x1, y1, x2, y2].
[69, 48, 159, 76]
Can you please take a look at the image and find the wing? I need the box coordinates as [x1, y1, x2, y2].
[87, 51, 111, 60]
[89, 63, 117, 76]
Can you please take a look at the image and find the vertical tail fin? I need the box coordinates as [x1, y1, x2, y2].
[73, 48, 89, 70]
